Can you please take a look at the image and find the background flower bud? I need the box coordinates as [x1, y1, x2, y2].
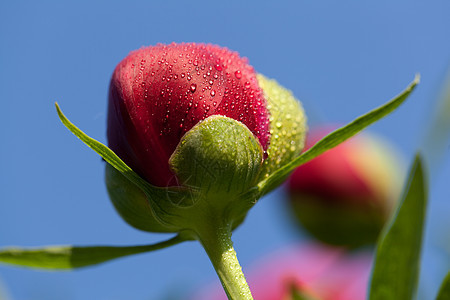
[107, 43, 270, 187]
[287, 128, 405, 248]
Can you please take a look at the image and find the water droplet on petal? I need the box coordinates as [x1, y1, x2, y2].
[235, 70, 242, 79]
[190, 83, 197, 93]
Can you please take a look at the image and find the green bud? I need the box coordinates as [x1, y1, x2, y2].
[170, 115, 264, 200]
[257, 74, 307, 183]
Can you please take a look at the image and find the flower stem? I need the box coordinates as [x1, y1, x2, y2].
[195, 220, 253, 300]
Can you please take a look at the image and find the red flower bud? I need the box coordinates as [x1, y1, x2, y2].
[107, 43, 270, 187]
[287, 127, 404, 247]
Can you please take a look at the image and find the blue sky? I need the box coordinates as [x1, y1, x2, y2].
[1, 1, 449, 299]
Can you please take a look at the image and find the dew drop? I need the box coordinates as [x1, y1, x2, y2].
[215, 64, 222, 71]
[275, 121, 282, 128]
[190, 83, 197, 93]
[234, 70, 242, 79]
[210, 90, 216, 97]
[244, 81, 251, 89]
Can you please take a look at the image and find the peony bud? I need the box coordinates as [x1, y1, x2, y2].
[104, 43, 307, 298]
[107, 43, 270, 187]
[287, 128, 404, 248]
[105, 43, 307, 233]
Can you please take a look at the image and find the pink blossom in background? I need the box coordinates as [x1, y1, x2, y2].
[193, 243, 372, 300]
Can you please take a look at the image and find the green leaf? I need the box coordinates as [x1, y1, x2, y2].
[55, 102, 151, 194]
[436, 272, 450, 300]
[369, 154, 427, 300]
[0, 235, 186, 270]
[258, 74, 420, 196]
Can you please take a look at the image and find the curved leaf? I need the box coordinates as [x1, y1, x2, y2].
[258, 74, 420, 196]
[0, 235, 187, 270]
[55, 103, 151, 193]
[369, 155, 427, 300]
[55, 103, 193, 231]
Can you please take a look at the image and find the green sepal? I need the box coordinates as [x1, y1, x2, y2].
[170, 115, 264, 200]
[369, 154, 427, 300]
[105, 163, 174, 232]
[436, 272, 450, 300]
[257, 74, 420, 196]
[56, 103, 199, 232]
[0, 235, 187, 270]
[256, 74, 307, 182]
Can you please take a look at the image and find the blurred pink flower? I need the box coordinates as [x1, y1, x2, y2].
[193, 243, 372, 300]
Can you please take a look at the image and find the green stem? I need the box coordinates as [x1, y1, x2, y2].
[195, 220, 253, 300]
